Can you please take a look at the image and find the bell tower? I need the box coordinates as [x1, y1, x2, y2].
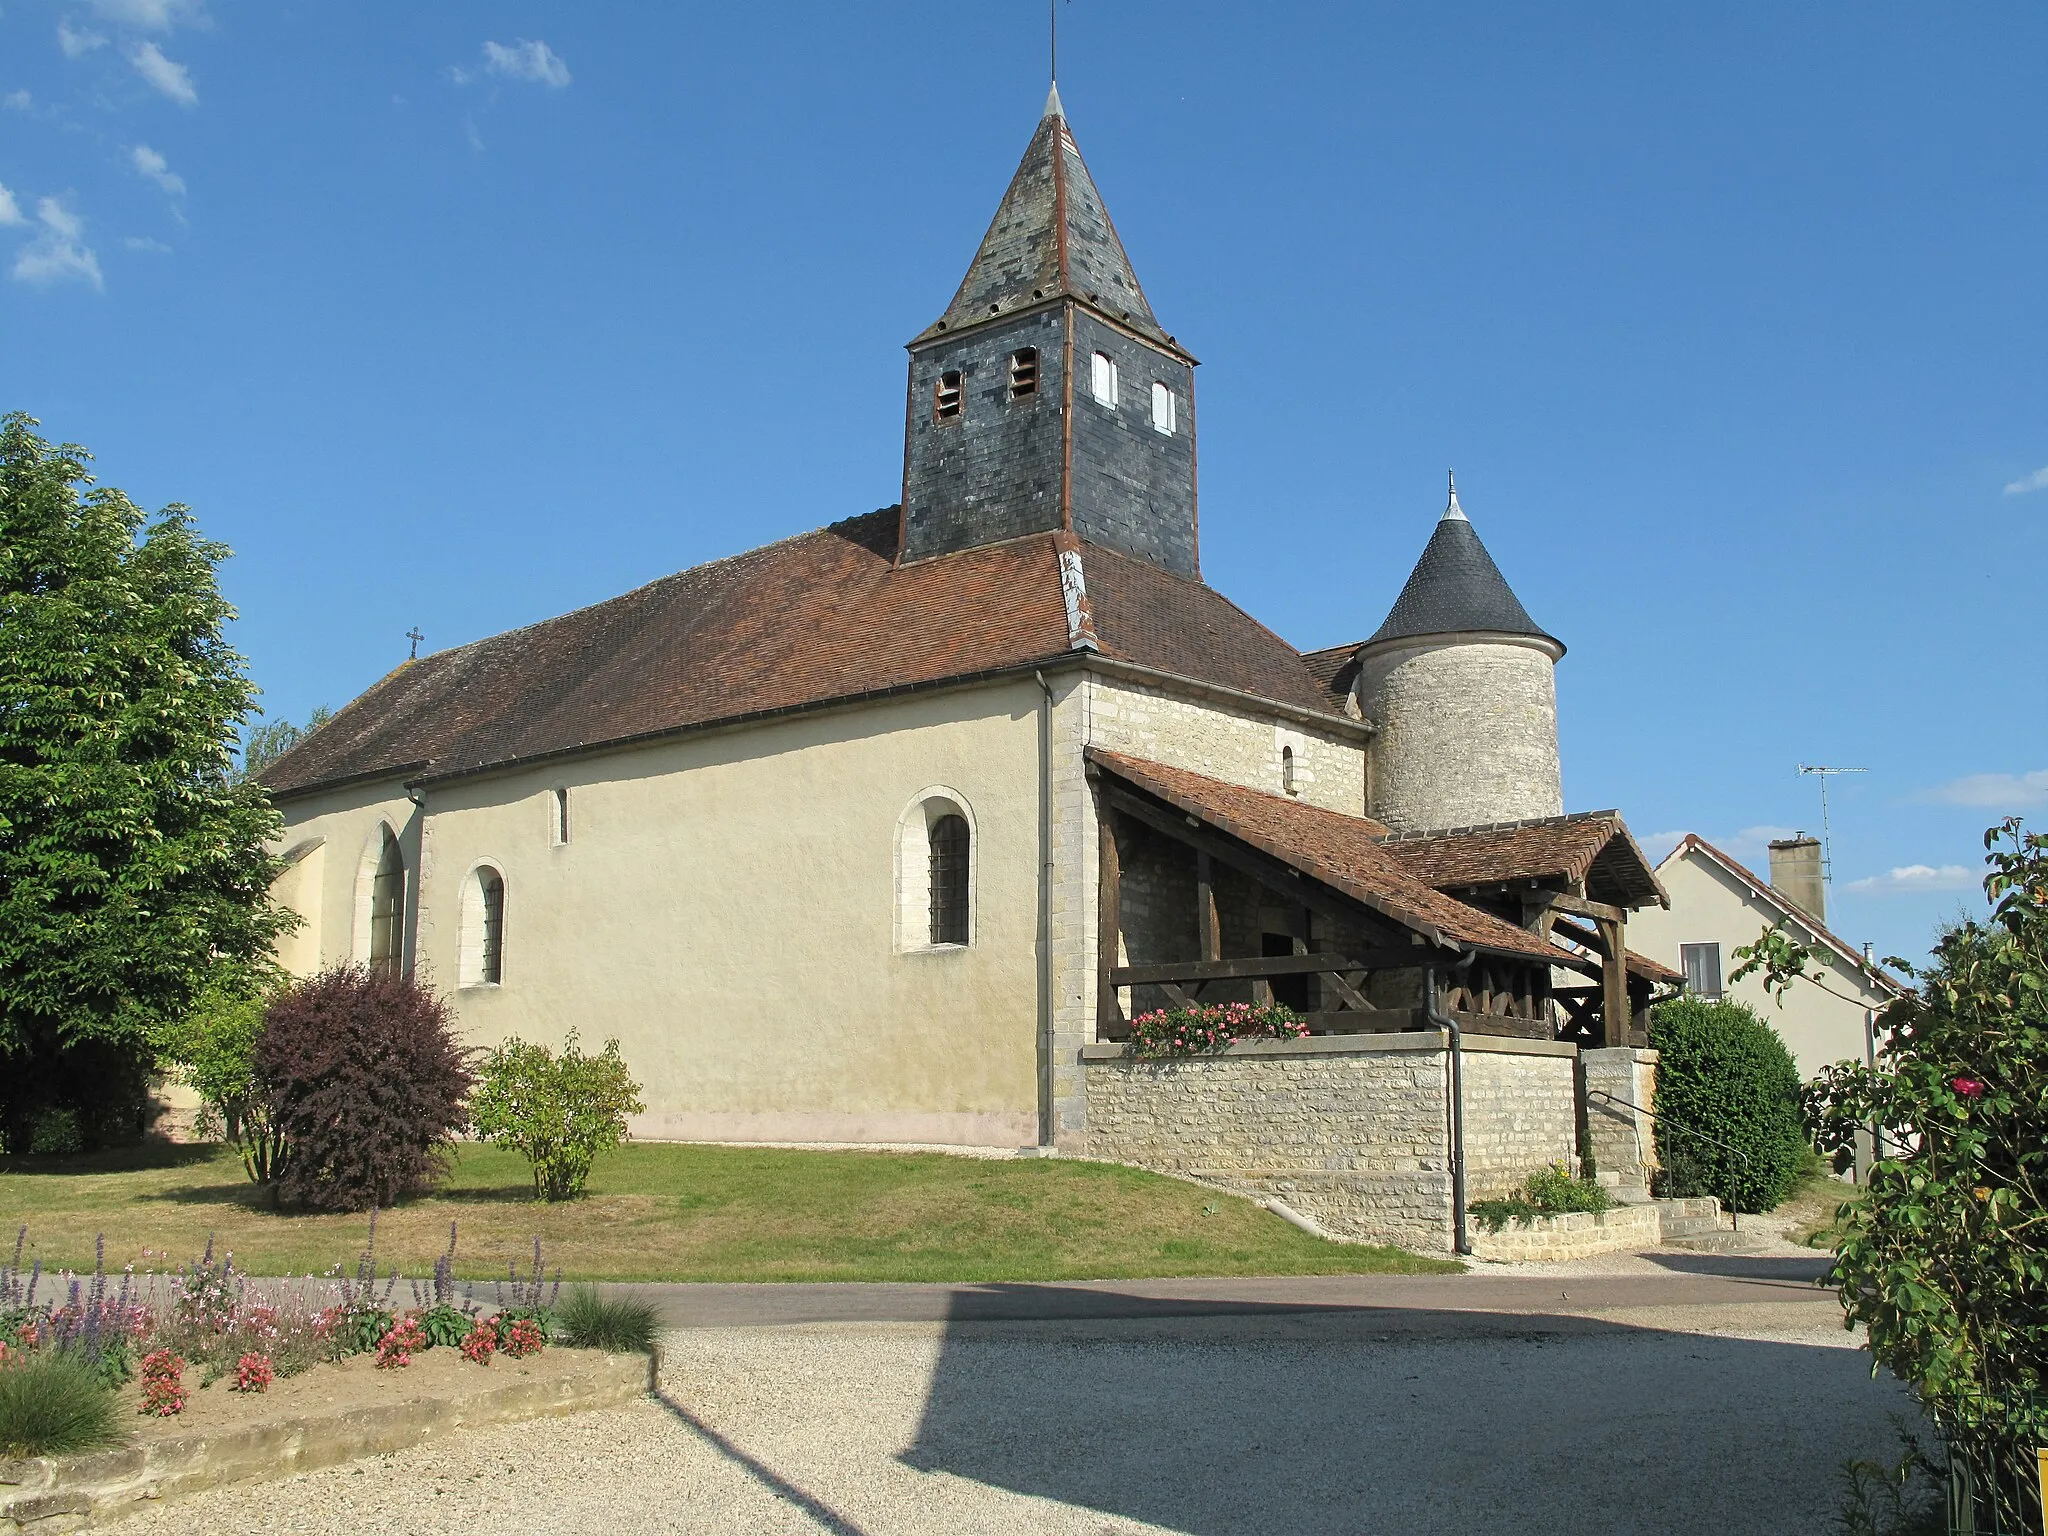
[900, 88, 1199, 577]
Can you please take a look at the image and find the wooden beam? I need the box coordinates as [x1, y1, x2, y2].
[1551, 914, 1611, 958]
[1527, 889, 1629, 925]
[1196, 849, 1220, 962]
[1321, 969, 1372, 1012]
[1599, 915, 1629, 1050]
[1297, 1009, 1424, 1034]
[1111, 950, 1441, 986]
[1450, 1010, 1556, 1041]
[1097, 803, 1122, 1038]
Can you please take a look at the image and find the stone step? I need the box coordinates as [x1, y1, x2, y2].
[1657, 1215, 1729, 1240]
[1661, 1231, 1771, 1255]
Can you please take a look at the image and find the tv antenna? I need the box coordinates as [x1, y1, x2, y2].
[1797, 764, 1866, 884]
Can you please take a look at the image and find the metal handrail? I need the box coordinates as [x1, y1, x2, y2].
[1586, 1088, 1751, 1232]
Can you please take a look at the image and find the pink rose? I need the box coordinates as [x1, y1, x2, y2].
[1952, 1076, 1986, 1099]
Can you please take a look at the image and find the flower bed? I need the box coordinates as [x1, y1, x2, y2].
[1127, 1002, 1308, 1059]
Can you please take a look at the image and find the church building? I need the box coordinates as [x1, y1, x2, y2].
[262, 91, 1675, 1241]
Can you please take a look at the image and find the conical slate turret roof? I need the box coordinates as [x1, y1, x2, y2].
[1365, 477, 1562, 654]
[912, 87, 1180, 354]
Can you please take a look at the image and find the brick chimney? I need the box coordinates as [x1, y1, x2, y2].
[1768, 835, 1825, 925]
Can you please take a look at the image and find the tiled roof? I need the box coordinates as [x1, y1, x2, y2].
[1366, 489, 1559, 653]
[261, 512, 1341, 799]
[1296, 643, 1362, 713]
[1086, 750, 1562, 964]
[910, 90, 1177, 353]
[1379, 812, 1668, 911]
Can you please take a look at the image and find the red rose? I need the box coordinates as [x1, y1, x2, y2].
[1952, 1075, 1986, 1098]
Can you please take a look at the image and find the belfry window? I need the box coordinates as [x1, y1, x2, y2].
[1008, 348, 1038, 399]
[929, 814, 970, 946]
[368, 829, 404, 978]
[1150, 381, 1176, 435]
[1090, 352, 1118, 408]
[934, 370, 963, 422]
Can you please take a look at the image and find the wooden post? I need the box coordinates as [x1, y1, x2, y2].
[1097, 806, 1122, 1038]
[1196, 850, 1220, 962]
[1599, 916, 1628, 1049]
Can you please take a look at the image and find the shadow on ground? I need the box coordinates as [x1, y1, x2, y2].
[891, 1292, 1911, 1536]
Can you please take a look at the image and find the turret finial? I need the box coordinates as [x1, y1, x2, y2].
[1044, 81, 1064, 119]
[1442, 469, 1468, 522]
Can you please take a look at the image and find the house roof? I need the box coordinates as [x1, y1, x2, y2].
[1296, 643, 1362, 714]
[1086, 749, 1564, 964]
[910, 87, 1180, 355]
[1658, 834, 1911, 998]
[260, 511, 1343, 800]
[1365, 479, 1560, 654]
[1379, 811, 1669, 912]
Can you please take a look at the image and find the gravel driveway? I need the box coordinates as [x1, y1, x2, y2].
[116, 1292, 1917, 1535]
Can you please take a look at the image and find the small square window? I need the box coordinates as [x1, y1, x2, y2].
[1681, 942, 1723, 999]
[934, 369, 963, 422]
[1150, 381, 1176, 435]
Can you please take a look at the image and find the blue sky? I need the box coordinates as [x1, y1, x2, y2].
[2, 2, 2042, 968]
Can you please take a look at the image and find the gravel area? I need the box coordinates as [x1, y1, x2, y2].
[116, 1298, 1916, 1536]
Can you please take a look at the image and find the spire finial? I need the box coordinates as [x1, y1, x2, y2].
[1442, 469, 1468, 522]
[1044, 80, 1064, 119]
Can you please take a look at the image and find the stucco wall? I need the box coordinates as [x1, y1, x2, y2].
[269, 682, 1045, 1148]
[1629, 851, 1887, 1077]
[1080, 1032, 1581, 1253]
[1356, 637, 1561, 833]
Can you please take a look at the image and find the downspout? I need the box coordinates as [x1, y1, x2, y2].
[1034, 670, 1057, 1150]
[1425, 950, 1478, 1257]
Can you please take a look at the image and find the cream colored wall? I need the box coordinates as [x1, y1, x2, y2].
[264, 784, 424, 979]
[1629, 852, 1885, 1078]
[269, 681, 1045, 1149]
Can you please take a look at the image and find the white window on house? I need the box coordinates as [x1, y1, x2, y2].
[1681, 942, 1723, 999]
[1008, 348, 1038, 399]
[1150, 381, 1176, 435]
[1090, 351, 1118, 408]
[551, 787, 570, 846]
[460, 864, 506, 987]
[934, 369, 963, 422]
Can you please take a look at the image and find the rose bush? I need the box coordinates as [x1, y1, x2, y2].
[1127, 1001, 1307, 1059]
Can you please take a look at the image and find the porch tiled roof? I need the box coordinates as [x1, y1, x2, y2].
[1086, 749, 1562, 963]
[261, 510, 1342, 799]
[1378, 812, 1669, 911]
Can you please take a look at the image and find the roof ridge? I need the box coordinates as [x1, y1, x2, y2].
[1379, 809, 1620, 843]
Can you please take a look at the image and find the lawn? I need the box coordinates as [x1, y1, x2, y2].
[0, 1142, 1457, 1283]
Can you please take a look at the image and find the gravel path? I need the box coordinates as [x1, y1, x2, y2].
[117, 1296, 1915, 1536]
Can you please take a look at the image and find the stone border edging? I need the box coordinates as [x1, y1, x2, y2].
[0, 1349, 653, 1533]
[1466, 1204, 1664, 1263]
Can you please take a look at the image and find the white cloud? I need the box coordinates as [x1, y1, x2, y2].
[11, 197, 104, 289]
[1722, 824, 1803, 862]
[84, 0, 200, 29]
[123, 234, 170, 252]
[0, 183, 22, 226]
[2005, 465, 2048, 497]
[130, 40, 196, 105]
[480, 39, 570, 88]
[58, 18, 109, 56]
[1922, 769, 2048, 810]
[1639, 830, 1686, 864]
[130, 143, 185, 196]
[1845, 864, 1977, 896]
[3, 91, 33, 111]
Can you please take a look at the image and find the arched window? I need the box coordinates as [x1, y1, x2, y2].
[1090, 351, 1118, 408]
[551, 787, 570, 846]
[1281, 744, 1299, 796]
[1150, 381, 1176, 435]
[934, 369, 963, 422]
[368, 828, 404, 978]
[1008, 348, 1039, 399]
[929, 814, 970, 946]
[462, 864, 506, 986]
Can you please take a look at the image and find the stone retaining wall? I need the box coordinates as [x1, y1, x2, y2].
[1466, 1203, 1663, 1263]
[1080, 1031, 1581, 1253]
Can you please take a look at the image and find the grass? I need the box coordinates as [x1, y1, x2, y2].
[556, 1286, 660, 1352]
[1780, 1148, 1862, 1250]
[0, 1353, 126, 1459]
[0, 1141, 1457, 1283]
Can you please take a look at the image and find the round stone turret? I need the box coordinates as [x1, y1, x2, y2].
[1356, 477, 1564, 833]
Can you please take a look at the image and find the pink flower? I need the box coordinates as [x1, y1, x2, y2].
[1952, 1075, 1987, 1099]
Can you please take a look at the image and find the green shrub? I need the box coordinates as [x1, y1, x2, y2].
[0, 1352, 124, 1459]
[26, 1108, 82, 1156]
[1647, 996, 1805, 1212]
[1470, 1161, 1612, 1232]
[556, 1287, 659, 1353]
[469, 1034, 644, 1201]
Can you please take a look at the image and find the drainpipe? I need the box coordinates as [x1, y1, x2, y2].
[1425, 950, 1478, 1257]
[1034, 670, 1057, 1150]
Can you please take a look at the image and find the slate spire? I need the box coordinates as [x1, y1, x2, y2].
[1366, 477, 1562, 653]
[912, 93, 1178, 354]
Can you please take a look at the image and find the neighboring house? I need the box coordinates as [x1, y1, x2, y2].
[258, 88, 1671, 1187]
[1629, 834, 1908, 1078]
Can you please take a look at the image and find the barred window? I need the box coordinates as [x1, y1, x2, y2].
[368, 830, 404, 978]
[928, 813, 970, 946]
[478, 868, 505, 985]
[934, 369, 963, 422]
[1009, 348, 1038, 399]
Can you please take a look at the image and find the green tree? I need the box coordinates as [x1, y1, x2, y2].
[1807, 819, 2047, 1529]
[0, 412, 294, 1147]
[470, 1034, 645, 1200]
[239, 705, 331, 783]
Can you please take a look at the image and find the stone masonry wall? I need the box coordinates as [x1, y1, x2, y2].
[1081, 1033, 1582, 1253]
[1579, 1046, 1659, 1193]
